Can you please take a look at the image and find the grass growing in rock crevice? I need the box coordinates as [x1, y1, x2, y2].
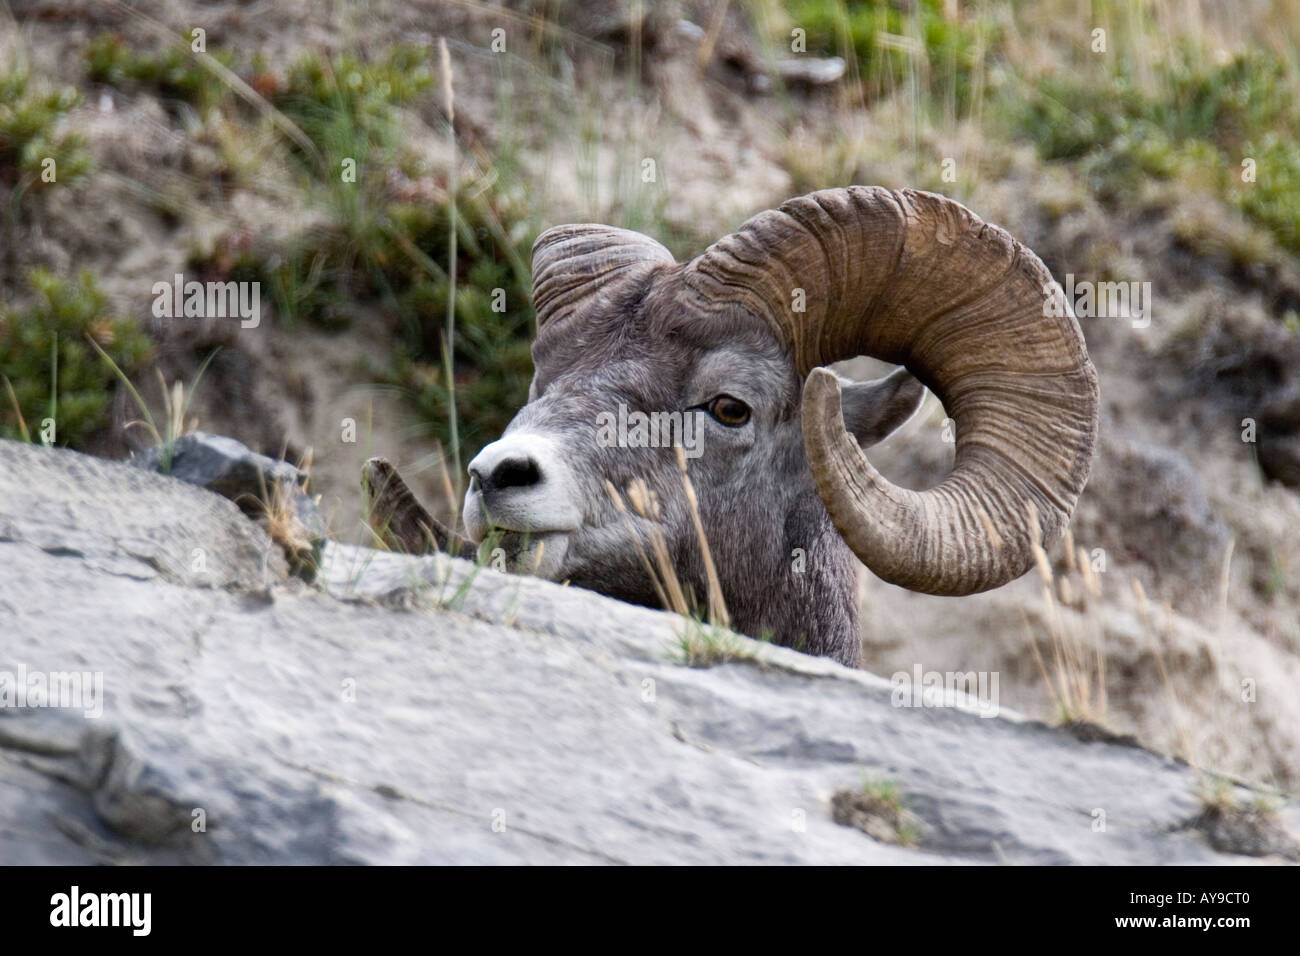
[675, 620, 760, 668]
[831, 777, 923, 847]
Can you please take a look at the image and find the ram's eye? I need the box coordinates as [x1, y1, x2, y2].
[706, 394, 751, 426]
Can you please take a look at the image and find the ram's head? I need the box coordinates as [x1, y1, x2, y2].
[444, 187, 1098, 664]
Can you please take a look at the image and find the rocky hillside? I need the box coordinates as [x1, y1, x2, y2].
[4, 438, 1298, 864]
[2, 0, 1299, 854]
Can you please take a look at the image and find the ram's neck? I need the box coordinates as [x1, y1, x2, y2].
[710, 503, 860, 667]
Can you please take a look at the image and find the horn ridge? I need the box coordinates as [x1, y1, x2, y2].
[689, 185, 1099, 596]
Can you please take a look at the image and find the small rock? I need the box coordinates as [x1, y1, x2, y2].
[132, 432, 326, 578]
[132, 432, 303, 507]
[1192, 803, 1300, 861]
[674, 19, 705, 43]
[774, 56, 846, 86]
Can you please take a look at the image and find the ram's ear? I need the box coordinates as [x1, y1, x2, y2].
[531, 224, 676, 330]
[837, 367, 927, 448]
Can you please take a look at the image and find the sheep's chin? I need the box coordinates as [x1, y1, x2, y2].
[486, 531, 570, 579]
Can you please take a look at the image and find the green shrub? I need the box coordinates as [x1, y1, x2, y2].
[238, 185, 536, 461]
[0, 269, 152, 446]
[276, 46, 434, 127]
[1236, 134, 1300, 254]
[85, 34, 234, 113]
[0, 68, 90, 188]
[223, 45, 440, 329]
[1014, 49, 1292, 157]
[782, 0, 995, 114]
[388, 196, 536, 460]
[268, 46, 434, 176]
[1007, 47, 1300, 252]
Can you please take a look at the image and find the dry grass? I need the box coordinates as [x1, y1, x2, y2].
[1019, 506, 1276, 793]
[604, 447, 741, 663]
[1129, 578, 1196, 766]
[1020, 503, 1109, 727]
[257, 447, 320, 577]
[605, 448, 730, 630]
[438, 37, 462, 493]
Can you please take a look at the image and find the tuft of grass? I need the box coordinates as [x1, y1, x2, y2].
[674, 619, 757, 668]
[601, 447, 742, 663]
[0, 269, 151, 447]
[1023, 517, 1109, 728]
[255, 447, 321, 580]
[0, 67, 91, 191]
[831, 776, 922, 847]
[88, 343, 217, 474]
[606, 459, 733, 633]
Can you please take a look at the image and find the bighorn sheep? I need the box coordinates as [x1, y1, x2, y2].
[366, 186, 1099, 667]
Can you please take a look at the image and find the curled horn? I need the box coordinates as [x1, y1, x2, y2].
[684, 186, 1099, 595]
[532, 224, 675, 331]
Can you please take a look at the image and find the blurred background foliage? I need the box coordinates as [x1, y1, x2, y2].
[0, 0, 1297, 471]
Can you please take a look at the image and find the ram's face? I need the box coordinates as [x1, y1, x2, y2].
[460, 270, 805, 608]
[465, 186, 1098, 622]
[459, 263, 935, 615]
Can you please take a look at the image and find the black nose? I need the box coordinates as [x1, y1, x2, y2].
[471, 456, 542, 494]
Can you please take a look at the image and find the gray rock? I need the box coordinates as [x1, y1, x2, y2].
[131, 431, 327, 574]
[0, 439, 285, 589]
[131, 431, 304, 507]
[1, 439, 1296, 864]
